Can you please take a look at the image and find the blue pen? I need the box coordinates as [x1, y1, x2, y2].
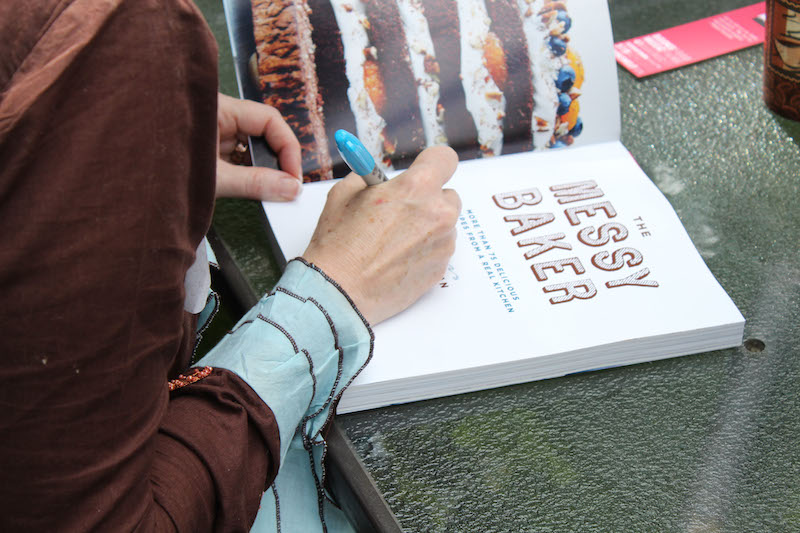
[334, 129, 389, 186]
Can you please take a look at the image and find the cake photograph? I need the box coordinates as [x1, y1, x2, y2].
[248, 0, 585, 181]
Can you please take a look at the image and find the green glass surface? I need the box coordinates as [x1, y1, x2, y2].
[200, 0, 800, 530]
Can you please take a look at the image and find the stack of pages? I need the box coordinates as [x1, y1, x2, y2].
[224, 0, 745, 413]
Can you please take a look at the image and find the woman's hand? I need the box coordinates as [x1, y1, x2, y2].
[303, 146, 461, 325]
[216, 93, 303, 201]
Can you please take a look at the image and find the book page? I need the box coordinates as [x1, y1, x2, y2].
[229, 0, 620, 181]
[264, 141, 744, 411]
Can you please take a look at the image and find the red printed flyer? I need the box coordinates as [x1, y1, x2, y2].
[615, 3, 766, 78]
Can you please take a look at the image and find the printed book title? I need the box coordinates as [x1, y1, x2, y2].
[493, 180, 659, 305]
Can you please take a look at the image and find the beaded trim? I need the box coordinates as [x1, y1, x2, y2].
[271, 484, 282, 533]
[167, 366, 213, 391]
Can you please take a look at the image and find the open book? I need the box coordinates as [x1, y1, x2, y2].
[224, 0, 745, 413]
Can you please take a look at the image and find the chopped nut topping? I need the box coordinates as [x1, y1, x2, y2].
[382, 132, 397, 155]
[483, 32, 507, 91]
[363, 59, 386, 113]
[364, 46, 378, 60]
[436, 103, 445, 123]
[424, 54, 440, 76]
[539, 1, 567, 15]
[536, 117, 550, 132]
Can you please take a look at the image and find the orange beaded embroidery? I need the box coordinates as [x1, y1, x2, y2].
[168, 366, 213, 391]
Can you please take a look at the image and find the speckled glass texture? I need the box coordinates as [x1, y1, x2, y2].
[202, 0, 800, 530]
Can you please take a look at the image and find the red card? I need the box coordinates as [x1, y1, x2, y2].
[615, 3, 766, 78]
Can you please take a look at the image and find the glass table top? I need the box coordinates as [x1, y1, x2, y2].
[198, 0, 800, 530]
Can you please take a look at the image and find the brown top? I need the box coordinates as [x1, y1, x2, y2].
[0, 1, 280, 530]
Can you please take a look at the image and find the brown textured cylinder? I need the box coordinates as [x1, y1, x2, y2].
[764, 0, 800, 121]
[252, 0, 332, 181]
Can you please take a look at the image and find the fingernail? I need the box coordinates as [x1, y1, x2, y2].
[279, 177, 302, 200]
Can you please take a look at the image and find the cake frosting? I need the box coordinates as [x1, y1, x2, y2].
[360, 0, 427, 169]
[457, 0, 506, 156]
[307, 0, 357, 178]
[485, 0, 534, 155]
[328, 0, 393, 172]
[421, 0, 482, 159]
[397, 0, 448, 147]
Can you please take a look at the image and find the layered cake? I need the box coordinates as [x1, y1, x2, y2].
[251, 0, 585, 181]
[485, 0, 535, 155]
[251, 0, 331, 181]
[525, 1, 585, 149]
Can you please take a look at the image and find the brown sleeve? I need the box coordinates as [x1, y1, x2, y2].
[0, 1, 279, 531]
